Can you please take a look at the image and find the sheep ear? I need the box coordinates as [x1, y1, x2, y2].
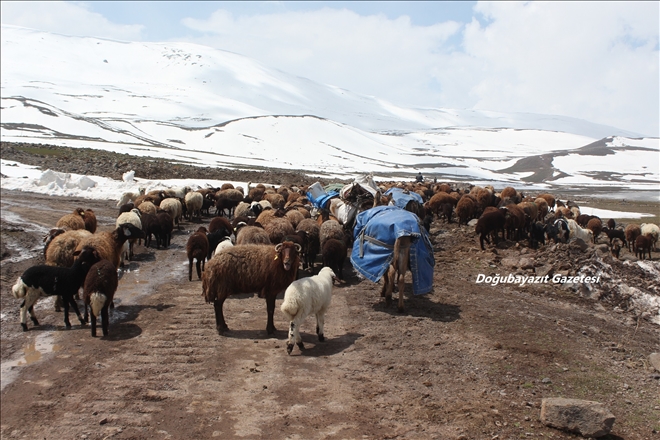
[73, 250, 81, 257]
[274, 243, 283, 252]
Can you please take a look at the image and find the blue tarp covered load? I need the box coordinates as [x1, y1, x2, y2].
[384, 187, 424, 210]
[306, 182, 339, 209]
[350, 205, 435, 295]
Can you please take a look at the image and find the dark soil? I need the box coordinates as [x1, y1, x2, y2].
[1, 144, 659, 440]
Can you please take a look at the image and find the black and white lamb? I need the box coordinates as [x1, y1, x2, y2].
[12, 246, 101, 331]
[280, 266, 336, 355]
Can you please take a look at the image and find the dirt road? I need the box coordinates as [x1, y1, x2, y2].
[1, 188, 659, 440]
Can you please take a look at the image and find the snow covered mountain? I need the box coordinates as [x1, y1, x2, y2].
[1, 24, 658, 189]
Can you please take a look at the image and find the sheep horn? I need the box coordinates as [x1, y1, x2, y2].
[274, 243, 283, 252]
[294, 244, 302, 253]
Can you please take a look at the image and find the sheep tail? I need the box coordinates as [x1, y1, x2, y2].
[280, 296, 299, 322]
[11, 278, 27, 299]
[90, 292, 107, 317]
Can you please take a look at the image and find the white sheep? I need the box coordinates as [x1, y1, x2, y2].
[116, 209, 142, 261]
[280, 266, 336, 355]
[185, 191, 204, 221]
[640, 223, 659, 251]
[160, 197, 183, 230]
[567, 219, 594, 243]
[116, 188, 145, 207]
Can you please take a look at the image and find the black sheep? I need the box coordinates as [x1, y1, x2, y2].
[603, 227, 627, 248]
[11, 246, 101, 331]
[322, 238, 347, 280]
[529, 221, 547, 249]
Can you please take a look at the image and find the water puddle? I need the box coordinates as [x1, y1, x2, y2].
[1, 332, 61, 391]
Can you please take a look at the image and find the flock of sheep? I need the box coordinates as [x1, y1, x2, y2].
[10, 178, 659, 354]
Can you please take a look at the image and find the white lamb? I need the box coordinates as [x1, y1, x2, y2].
[214, 236, 234, 256]
[280, 266, 336, 355]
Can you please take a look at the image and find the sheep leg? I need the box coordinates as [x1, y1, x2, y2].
[266, 294, 277, 335]
[383, 266, 395, 306]
[213, 298, 229, 334]
[20, 290, 42, 331]
[188, 258, 193, 282]
[395, 237, 412, 313]
[90, 311, 98, 337]
[316, 311, 325, 342]
[287, 321, 301, 354]
[101, 305, 109, 337]
[196, 259, 202, 280]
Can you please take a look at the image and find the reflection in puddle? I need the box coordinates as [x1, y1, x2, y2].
[1, 333, 60, 390]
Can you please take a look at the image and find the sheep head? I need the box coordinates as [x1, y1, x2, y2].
[274, 241, 302, 271]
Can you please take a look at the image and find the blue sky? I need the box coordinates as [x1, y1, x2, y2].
[1, 1, 659, 136]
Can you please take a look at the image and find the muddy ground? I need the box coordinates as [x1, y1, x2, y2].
[1, 161, 659, 439]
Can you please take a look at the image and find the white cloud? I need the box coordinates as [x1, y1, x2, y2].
[0, 1, 144, 40]
[451, 2, 660, 136]
[180, 2, 659, 136]
[181, 8, 462, 109]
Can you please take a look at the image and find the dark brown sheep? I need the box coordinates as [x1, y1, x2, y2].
[296, 218, 321, 271]
[83, 209, 97, 234]
[187, 227, 210, 281]
[635, 234, 653, 260]
[202, 241, 301, 334]
[322, 238, 347, 280]
[264, 217, 295, 244]
[625, 224, 642, 252]
[475, 208, 506, 250]
[83, 259, 118, 337]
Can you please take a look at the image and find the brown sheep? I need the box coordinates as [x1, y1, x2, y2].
[500, 187, 517, 200]
[426, 192, 455, 219]
[537, 193, 556, 211]
[319, 219, 345, 250]
[501, 204, 526, 241]
[75, 224, 145, 270]
[187, 227, 209, 281]
[534, 197, 549, 221]
[284, 209, 305, 229]
[635, 234, 653, 260]
[83, 209, 97, 233]
[586, 218, 603, 243]
[56, 209, 86, 231]
[625, 224, 642, 252]
[264, 217, 295, 244]
[46, 229, 93, 268]
[202, 241, 301, 334]
[138, 200, 157, 216]
[82, 259, 118, 337]
[455, 195, 477, 225]
[235, 225, 271, 245]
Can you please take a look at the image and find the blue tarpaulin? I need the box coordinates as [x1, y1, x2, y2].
[350, 205, 435, 295]
[307, 189, 339, 209]
[385, 187, 424, 210]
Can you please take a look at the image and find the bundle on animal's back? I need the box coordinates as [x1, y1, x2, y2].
[202, 241, 301, 335]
